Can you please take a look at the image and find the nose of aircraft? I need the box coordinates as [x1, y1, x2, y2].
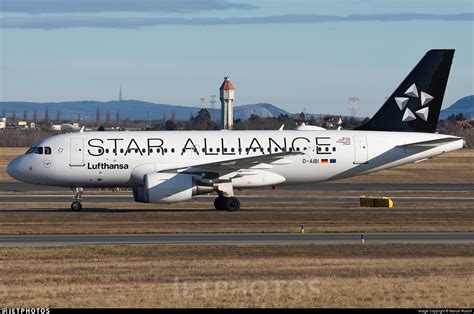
[7, 156, 23, 181]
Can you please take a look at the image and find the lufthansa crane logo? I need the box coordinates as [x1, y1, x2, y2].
[43, 159, 52, 168]
[395, 83, 434, 122]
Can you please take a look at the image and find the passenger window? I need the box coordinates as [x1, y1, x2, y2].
[217, 148, 220, 153]
[164, 148, 168, 153]
[105, 149, 109, 153]
[332, 147, 336, 152]
[120, 149, 124, 153]
[150, 149, 153, 153]
[34, 147, 43, 154]
[44, 147, 51, 155]
[171, 148, 175, 153]
[231, 148, 235, 153]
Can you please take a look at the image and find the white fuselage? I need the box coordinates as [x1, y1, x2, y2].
[7, 130, 464, 188]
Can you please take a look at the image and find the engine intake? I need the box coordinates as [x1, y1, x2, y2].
[133, 172, 213, 203]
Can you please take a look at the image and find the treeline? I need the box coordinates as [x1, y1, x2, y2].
[149, 109, 365, 131]
[0, 130, 59, 147]
[1, 109, 472, 148]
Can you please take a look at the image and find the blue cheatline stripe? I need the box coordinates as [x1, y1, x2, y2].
[330, 159, 336, 163]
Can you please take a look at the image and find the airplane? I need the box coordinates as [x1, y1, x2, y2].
[7, 49, 464, 211]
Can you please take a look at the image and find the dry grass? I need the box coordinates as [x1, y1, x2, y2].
[0, 244, 472, 308]
[0, 203, 472, 234]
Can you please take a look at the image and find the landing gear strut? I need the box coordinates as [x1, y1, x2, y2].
[214, 195, 241, 211]
[71, 187, 83, 211]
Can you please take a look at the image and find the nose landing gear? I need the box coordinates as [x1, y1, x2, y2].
[71, 187, 83, 211]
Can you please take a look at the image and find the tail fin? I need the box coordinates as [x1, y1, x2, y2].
[356, 49, 454, 133]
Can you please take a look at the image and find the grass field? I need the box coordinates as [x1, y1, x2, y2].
[1, 244, 472, 308]
[0, 205, 473, 234]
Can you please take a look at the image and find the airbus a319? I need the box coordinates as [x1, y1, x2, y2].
[7, 50, 464, 211]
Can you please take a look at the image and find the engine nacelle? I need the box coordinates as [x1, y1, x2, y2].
[133, 172, 213, 204]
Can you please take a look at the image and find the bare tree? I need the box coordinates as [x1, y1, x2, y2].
[12, 109, 16, 122]
[33, 109, 37, 123]
[44, 106, 50, 123]
[96, 107, 100, 126]
[172, 110, 176, 124]
[2, 108, 6, 118]
[23, 110, 28, 121]
[115, 109, 120, 127]
[105, 108, 111, 127]
[77, 113, 81, 123]
[56, 109, 61, 123]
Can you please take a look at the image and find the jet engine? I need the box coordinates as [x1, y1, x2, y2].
[133, 172, 213, 203]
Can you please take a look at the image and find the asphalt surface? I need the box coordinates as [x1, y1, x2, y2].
[1, 181, 474, 193]
[1, 194, 473, 203]
[0, 232, 472, 247]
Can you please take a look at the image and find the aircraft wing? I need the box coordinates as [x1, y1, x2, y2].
[397, 137, 463, 148]
[168, 151, 304, 173]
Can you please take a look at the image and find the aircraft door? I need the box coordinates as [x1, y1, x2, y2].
[70, 138, 85, 166]
[353, 135, 368, 164]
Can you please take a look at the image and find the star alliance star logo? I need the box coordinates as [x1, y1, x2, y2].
[395, 83, 433, 122]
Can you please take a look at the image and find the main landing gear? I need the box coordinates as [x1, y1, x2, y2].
[71, 187, 83, 211]
[214, 195, 241, 211]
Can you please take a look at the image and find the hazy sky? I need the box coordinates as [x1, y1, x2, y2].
[1, 0, 473, 116]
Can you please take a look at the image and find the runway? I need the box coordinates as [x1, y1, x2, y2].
[1, 181, 473, 193]
[0, 232, 472, 247]
[1, 194, 473, 203]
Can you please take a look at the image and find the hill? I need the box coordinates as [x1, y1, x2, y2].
[233, 103, 289, 119]
[440, 95, 474, 119]
[0, 100, 294, 121]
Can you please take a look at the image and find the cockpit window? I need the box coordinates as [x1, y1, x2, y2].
[25, 147, 36, 154]
[33, 147, 43, 154]
[26, 146, 51, 155]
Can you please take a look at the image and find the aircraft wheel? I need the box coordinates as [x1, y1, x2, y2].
[214, 196, 226, 210]
[225, 197, 240, 211]
[71, 201, 82, 211]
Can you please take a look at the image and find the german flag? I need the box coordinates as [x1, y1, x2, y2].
[321, 159, 329, 164]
